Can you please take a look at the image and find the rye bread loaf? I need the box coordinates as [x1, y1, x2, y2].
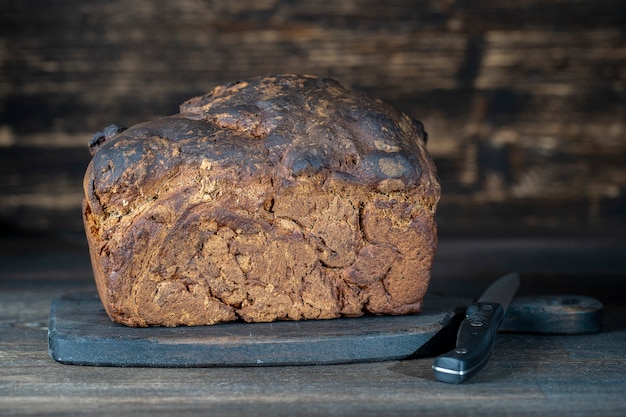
[83, 74, 440, 327]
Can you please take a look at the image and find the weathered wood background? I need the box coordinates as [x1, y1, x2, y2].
[1, 0, 625, 238]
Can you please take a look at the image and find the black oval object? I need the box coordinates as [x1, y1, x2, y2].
[500, 295, 604, 335]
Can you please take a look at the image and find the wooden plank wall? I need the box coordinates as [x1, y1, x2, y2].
[1, 0, 625, 238]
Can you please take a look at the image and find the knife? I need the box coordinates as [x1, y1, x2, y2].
[432, 272, 520, 384]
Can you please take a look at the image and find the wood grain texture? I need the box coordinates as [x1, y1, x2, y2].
[2, 272, 625, 416]
[1, 0, 625, 237]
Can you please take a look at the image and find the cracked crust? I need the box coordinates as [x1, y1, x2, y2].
[83, 74, 440, 327]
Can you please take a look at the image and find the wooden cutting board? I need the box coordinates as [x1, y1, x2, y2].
[48, 293, 467, 367]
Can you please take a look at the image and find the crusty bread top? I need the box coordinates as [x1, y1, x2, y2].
[84, 74, 439, 219]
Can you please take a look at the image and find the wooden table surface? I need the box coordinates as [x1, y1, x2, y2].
[1, 235, 625, 417]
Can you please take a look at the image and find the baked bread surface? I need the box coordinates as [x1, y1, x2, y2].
[83, 74, 441, 326]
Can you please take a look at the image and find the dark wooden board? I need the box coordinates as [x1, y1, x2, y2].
[48, 293, 466, 367]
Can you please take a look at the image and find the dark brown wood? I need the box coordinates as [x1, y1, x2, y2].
[1, 0, 625, 238]
[1, 235, 625, 416]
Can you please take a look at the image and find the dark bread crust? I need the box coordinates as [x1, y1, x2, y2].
[83, 74, 440, 327]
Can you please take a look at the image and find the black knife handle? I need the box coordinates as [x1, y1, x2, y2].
[432, 302, 504, 384]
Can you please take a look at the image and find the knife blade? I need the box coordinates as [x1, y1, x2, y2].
[432, 272, 520, 384]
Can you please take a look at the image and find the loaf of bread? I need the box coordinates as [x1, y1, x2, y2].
[83, 74, 440, 327]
